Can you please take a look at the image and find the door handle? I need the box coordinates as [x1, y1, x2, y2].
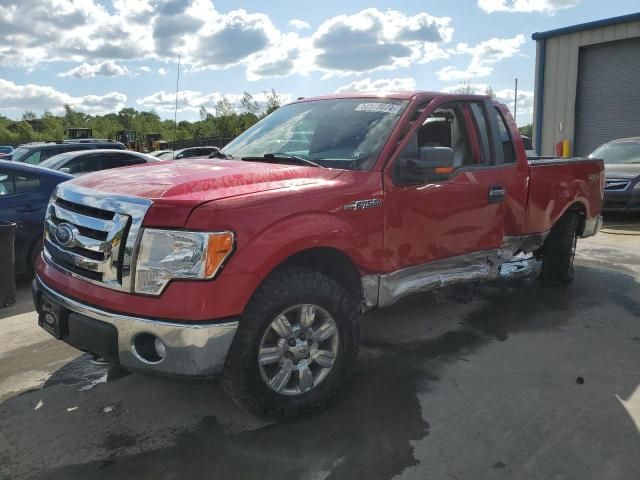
[488, 185, 505, 204]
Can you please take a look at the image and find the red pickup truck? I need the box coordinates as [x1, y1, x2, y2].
[33, 92, 603, 415]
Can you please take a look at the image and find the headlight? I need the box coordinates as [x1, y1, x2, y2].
[134, 229, 234, 295]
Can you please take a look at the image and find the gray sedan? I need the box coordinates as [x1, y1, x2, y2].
[38, 149, 160, 176]
[590, 137, 640, 213]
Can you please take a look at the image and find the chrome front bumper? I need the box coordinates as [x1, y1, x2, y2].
[33, 277, 238, 377]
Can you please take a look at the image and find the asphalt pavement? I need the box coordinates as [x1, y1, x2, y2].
[1, 215, 639, 480]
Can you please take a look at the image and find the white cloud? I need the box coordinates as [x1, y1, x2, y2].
[0, 78, 126, 115]
[138, 66, 152, 73]
[437, 34, 525, 80]
[0, 0, 153, 67]
[136, 89, 293, 113]
[58, 60, 131, 78]
[478, 0, 581, 13]
[310, 9, 453, 75]
[158, 67, 168, 75]
[0, 2, 455, 82]
[249, 9, 453, 81]
[289, 19, 310, 30]
[335, 77, 417, 93]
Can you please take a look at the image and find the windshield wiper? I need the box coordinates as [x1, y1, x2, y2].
[241, 152, 325, 168]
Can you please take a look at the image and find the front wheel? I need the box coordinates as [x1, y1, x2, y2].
[224, 268, 360, 417]
[539, 211, 580, 283]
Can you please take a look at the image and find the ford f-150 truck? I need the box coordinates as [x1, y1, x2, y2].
[33, 91, 604, 415]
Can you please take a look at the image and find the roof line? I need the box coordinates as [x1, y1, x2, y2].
[532, 12, 640, 40]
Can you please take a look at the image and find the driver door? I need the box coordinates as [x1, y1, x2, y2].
[382, 98, 507, 271]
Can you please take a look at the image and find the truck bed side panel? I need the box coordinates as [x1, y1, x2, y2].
[524, 158, 604, 234]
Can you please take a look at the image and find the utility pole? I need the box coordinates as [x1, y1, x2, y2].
[173, 54, 181, 153]
[513, 78, 518, 123]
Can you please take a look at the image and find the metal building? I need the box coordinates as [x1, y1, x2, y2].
[532, 12, 640, 156]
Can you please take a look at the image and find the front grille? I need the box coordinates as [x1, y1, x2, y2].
[55, 197, 115, 220]
[604, 179, 631, 191]
[43, 184, 151, 292]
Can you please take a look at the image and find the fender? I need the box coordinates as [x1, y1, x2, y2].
[227, 211, 380, 281]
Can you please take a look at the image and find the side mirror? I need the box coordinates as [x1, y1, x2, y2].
[394, 147, 454, 186]
[59, 167, 72, 174]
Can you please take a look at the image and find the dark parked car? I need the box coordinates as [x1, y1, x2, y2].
[590, 137, 640, 212]
[159, 146, 224, 160]
[10, 139, 126, 164]
[39, 149, 159, 175]
[0, 146, 13, 155]
[0, 160, 73, 275]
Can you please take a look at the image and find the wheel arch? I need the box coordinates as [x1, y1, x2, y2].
[273, 247, 363, 304]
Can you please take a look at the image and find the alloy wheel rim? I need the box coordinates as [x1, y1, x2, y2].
[258, 304, 339, 396]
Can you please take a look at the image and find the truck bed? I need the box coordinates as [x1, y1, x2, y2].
[524, 157, 604, 234]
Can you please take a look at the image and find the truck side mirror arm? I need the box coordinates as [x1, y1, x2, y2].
[393, 146, 455, 186]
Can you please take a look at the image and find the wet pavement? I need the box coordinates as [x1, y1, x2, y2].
[1, 216, 639, 480]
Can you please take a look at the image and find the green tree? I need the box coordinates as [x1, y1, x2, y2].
[240, 92, 260, 116]
[519, 124, 533, 138]
[455, 81, 474, 95]
[22, 111, 37, 121]
[0, 89, 285, 145]
[263, 88, 282, 115]
[484, 86, 497, 99]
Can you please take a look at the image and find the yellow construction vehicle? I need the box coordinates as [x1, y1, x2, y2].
[65, 128, 92, 140]
[145, 133, 168, 152]
[115, 130, 142, 151]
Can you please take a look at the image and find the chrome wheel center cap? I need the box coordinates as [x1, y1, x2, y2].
[289, 339, 310, 360]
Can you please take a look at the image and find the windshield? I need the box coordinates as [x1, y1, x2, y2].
[11, 146, 29, 162]
[223, 98, 408, 171]
[591, 141, 640, 164]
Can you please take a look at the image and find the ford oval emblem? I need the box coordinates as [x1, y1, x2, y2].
[54, 223, 76, 248]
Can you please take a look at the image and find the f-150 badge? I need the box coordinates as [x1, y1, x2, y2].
[343, 198, 382, 210]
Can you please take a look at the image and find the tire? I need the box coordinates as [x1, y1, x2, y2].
[224, 267, 360, 417]
[539, 211, 580, 284]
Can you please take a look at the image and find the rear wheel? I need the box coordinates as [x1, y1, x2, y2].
[539, 211, 580, 283]
[224, 267, 360, 417]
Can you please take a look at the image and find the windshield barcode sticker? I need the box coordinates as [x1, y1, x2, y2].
[355, 103, 402, 114]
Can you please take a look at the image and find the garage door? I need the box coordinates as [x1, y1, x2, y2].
[574, 37, 640, 156]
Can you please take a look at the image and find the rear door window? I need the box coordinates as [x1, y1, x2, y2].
[0, 171, 15, 195]
[101, 153, 146, 170]
[15, 174, 41, 193]
[469, 103, 493, 164]
[23, 150, 42, 165]
[494, 109, 517, 164]
[0, 172, 40, 195]
[64, 154, 103, 174]
[40, 147, 65, 161]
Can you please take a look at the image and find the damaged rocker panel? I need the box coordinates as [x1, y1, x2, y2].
[361, 233, 548, 309]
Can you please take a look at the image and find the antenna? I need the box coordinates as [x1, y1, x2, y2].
[513, 78, 518, 123]
[173, 54, 181, 152]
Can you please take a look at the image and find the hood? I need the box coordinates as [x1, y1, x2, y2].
[604, 163, 640, 179]
[69, 158, 344, 207]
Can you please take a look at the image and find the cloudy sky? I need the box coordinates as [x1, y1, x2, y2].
[0, 0, 637, 125]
